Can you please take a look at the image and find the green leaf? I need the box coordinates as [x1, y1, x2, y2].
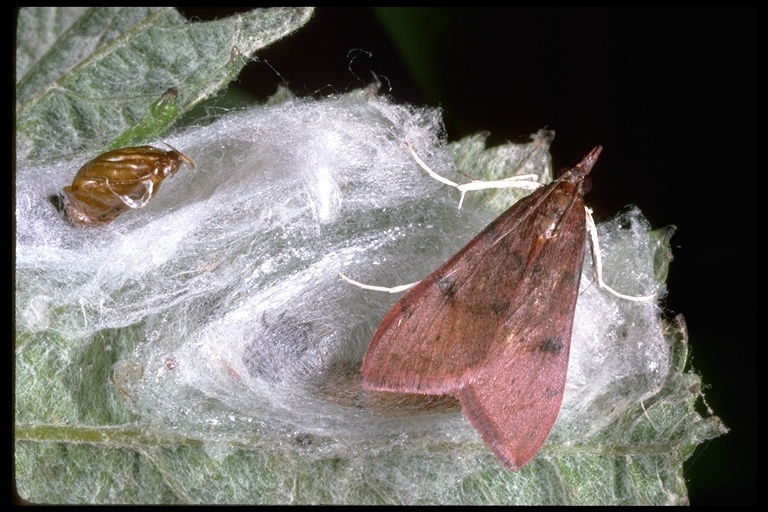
[15, 7, 314, 162]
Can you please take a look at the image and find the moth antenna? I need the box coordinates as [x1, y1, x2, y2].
[404, 140, 458, 189]
[339, 272, 418, 294]
[404, 141, 541, 210]
[585, 208, 656, 301]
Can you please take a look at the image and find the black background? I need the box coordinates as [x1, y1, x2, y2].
[179, 7, 755, 505]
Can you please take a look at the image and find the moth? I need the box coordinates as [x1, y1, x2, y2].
[62, 144, 195, 226]
[359, 146, 604, 471]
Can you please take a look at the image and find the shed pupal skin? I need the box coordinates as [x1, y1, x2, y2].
[63, 144, 195, 226]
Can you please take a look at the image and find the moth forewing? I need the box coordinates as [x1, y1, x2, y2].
[456, 165, 589, 471]
[360, 146, 601, 472]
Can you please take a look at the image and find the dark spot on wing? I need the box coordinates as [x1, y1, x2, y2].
[504, 249, 524, 269]
[438, 276, 457, 298]
[557, 269, 580, 286]
[490, 301, 510, 315]
[538, 337, 564, 354]
[400, 302, 414, 320]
